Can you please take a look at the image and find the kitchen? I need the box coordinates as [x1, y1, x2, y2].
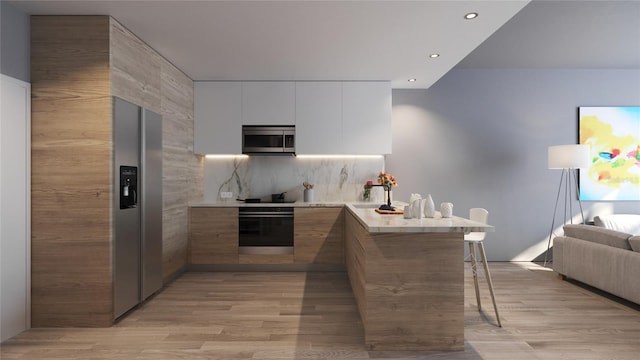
[3, 1, 640, 358]
[15, 7, 493, 351]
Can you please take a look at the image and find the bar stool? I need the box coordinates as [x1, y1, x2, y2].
[465, 208, 502, 327]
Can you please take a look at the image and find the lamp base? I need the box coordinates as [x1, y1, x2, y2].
[378, 204, 396, 211]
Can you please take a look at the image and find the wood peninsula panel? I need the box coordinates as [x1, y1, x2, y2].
[345, 211, 367, 326]
[31, 16, 113, 327]
[344, 211, 464, 351]
[294, 207, 344, 264]
[189, 208, 239, 264]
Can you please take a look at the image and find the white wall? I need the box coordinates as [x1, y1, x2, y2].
[389, 69, 640, 261]
[1, 74, 31, 342]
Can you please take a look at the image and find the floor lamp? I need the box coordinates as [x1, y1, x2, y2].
[544, 144, 591, 266]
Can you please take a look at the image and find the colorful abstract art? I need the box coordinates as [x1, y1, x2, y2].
[579, 106, 640, 201]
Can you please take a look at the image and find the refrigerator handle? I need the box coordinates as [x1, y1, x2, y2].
[132, 188, 137, 206]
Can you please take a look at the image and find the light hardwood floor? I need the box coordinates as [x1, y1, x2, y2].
[2, 262, 639, 359]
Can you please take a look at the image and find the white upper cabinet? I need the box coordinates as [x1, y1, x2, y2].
[342, 81, 392, 155]
[242, 82, 295, 125]
[194, 80, 392, 155]
[295, 82, 343, 154]
[194, 81, 242, 154]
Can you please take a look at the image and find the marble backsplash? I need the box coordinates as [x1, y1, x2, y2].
[203, 156, 386, 203]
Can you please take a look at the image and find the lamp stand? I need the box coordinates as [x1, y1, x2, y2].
[544, 168, 585, 266]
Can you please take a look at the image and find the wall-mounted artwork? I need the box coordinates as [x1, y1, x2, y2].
[579, 106, 640, 201]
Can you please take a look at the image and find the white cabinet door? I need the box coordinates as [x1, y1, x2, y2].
[295, 82, 342, 154]
[194, 82, 242, 154]
[242, 82, 295, 125]
[342, 81, 392, 155]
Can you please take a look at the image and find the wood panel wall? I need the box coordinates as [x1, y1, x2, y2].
[31, 16, 113, 327]
[31, 16, 201, 327]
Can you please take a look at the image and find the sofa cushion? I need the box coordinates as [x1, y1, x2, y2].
[593, 214, 640, 235]
[629, 236, 640, 253]
[563, 224, 631, 250]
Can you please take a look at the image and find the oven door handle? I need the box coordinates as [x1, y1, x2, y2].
[239, 213, 294, 218]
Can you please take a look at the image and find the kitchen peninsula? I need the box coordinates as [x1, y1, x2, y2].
[189, 201, 493, 352]
[344, 203, 493, 351]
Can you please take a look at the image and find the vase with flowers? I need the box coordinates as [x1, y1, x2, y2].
[377, 171, 398, 204]
[363, 180, 374, 201]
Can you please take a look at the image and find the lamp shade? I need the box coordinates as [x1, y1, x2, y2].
[548, 144, 591, 169]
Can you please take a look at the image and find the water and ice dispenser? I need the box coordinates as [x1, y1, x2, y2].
[119, 166, 138, 209]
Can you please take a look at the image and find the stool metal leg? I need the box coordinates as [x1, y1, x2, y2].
[477, 241, 502, 327]
[468, 242, 482, 311]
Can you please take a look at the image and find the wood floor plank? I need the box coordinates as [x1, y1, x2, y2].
[1, 263, 639, 359]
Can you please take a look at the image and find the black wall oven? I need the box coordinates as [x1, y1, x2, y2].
[239, 207, 294, 255]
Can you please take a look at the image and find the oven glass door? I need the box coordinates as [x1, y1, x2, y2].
[239, 207, 294, 254]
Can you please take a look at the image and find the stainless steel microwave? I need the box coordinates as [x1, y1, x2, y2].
[242, 126, 295, 155]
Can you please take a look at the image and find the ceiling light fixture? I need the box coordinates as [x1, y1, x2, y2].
[464, 12, 478, 20]
[429, 53, 440, 58]
[408, 78, 417, 82]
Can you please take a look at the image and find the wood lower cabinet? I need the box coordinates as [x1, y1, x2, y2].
[189, 207, 239, 264]
[294, 207, 344, 264]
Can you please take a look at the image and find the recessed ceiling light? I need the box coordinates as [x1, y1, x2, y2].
[429, 53, 440, 58]
[408, 78, 417, 82]
[464, 12, 478, 20]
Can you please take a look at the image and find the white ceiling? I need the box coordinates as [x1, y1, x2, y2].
[10, 1, 640, 89]
[10, 0, 530, 88]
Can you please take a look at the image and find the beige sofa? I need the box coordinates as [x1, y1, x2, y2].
[553, 220, 640, 305]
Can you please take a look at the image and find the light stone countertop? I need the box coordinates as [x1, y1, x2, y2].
[344, 203, 495, 233]
[190, 201, 494, 234]
[189, 200, 349, 208]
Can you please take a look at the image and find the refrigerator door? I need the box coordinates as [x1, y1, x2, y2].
[141, 108, 163, 300]
[113, 98, 141, 319]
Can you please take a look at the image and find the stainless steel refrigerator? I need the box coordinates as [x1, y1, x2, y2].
[113, 97, 163, 320]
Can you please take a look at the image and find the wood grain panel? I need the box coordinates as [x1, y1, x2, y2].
[344, 211, 464, 351]
[160, 60, 201, 280]
[345, 211, 367, 326]
[31, 15, 113, 327]
[110, 19, 161, 112]
[189, 208, 239, 264]
[31, 15, 200, 327]
[294, 207, 344, 264]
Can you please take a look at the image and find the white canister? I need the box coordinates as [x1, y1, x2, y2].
[303, 189, 314, 203]
[440, 202, 453, 218]
[403, 205, 412, 219]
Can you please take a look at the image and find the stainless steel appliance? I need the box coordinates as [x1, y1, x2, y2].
[242, 125, 295, 155]
[113, 97, 163, 320]
[238, 207, 294, 255]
